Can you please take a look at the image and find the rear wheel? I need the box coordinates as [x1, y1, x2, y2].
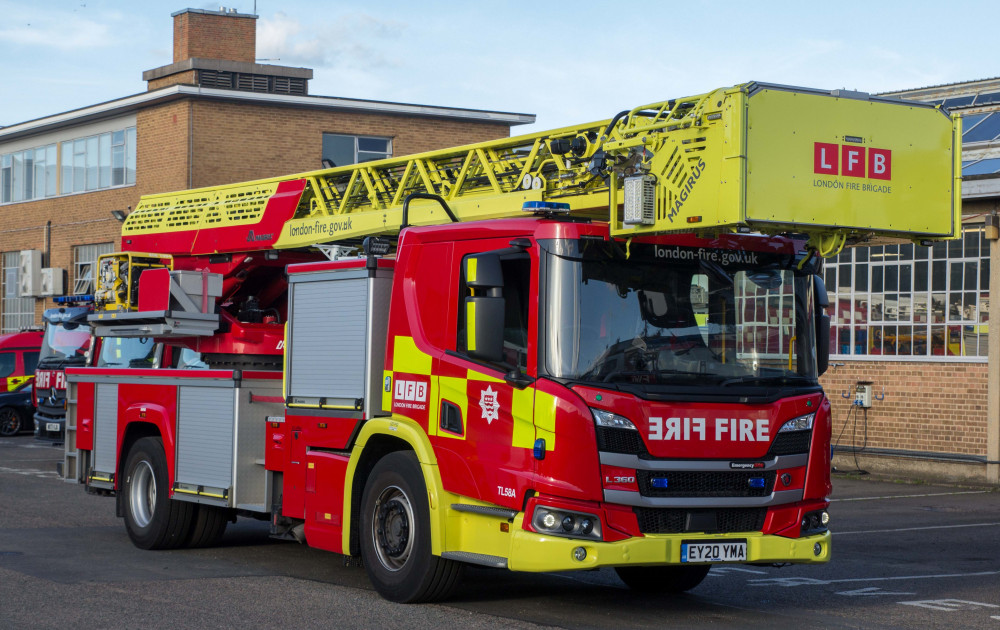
[615, 564, 711, 593]
[0, 407, 22, 436]
[122, 437, 194, 550]
[186, 505, 229, 548]
[360, 451, 462, 603]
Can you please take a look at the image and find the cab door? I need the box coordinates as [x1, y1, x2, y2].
[430, 243, 538, 511]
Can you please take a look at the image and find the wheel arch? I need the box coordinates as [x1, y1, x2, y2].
[343, 416, 446, 557]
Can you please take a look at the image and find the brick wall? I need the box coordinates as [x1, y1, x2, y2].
[147, 70, 198, 91]
[0, 187, 137, 320]
[819, 360, 988, 457]
[137, 101, 192, 194]
[187, 101, 513, 188]
[173, 11, 255, 64]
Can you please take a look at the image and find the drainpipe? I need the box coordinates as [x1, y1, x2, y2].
[44, 220, 51, 267]
[987, 211, 999, 485]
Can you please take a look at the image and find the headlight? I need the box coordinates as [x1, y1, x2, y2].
[778, 412, 815, 433]
[531, 505, 603, 541]
[591, 408, 637, 431]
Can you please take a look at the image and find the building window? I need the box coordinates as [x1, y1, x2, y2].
[1, 252, 34, 333]
[827, 224, 990, 359]
[0, 144, 58, 204]
[73, 243, 115, 295]
[57, 126, 136, 197]
[321, 133, 392, 168]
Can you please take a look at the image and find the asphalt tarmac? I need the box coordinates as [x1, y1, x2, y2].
[2, 435, 998, 629]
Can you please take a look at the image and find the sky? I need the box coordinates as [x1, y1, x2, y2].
[0, 0, 997, 134]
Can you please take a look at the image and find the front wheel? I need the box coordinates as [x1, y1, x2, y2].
[615, 564, 711, 593]
[121, 437, 194, 550]
[360, 451, 462, 603]
[0, 407, 22, 436]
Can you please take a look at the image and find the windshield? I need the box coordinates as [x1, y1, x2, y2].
[38, 323, 92, 368]
[542, 239, 818, 387]
[97, 337, 158, 368]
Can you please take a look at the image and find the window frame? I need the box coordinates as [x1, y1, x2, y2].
[73, 243, 115, 296]
[828, 224, 989, 361]
[321, 133, 392, 168]
[1, 251, 35, 333]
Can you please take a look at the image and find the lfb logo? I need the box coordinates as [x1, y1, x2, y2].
[814, 142, 891, 180]
[393, 379, 427, 402]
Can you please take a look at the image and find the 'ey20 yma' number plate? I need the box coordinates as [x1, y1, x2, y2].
[681, 540, 747, 563]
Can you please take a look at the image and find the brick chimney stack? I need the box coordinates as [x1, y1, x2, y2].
[143, 7, 311, 95]
[173, 7, 256, 64]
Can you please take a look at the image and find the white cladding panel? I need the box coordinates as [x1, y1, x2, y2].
[288, 277, 368, 399]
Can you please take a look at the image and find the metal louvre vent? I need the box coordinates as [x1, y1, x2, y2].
[197, 70, 234, 89]
[196, 71, 307, 96]
[595, 426, 648, 455]
[766, 430, 813, 456]
[237, 74, 269, 92]
[637, 470, 776, 498]
[634, 507, 767, 534]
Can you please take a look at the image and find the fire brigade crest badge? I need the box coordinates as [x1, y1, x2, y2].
[479, 386, 500, 425]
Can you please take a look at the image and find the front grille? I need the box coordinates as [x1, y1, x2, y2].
[634, 507, 767, 534]
[595, 426, 648, 455]
[767, 430, 813, 456]
[637, 470, 776, 498]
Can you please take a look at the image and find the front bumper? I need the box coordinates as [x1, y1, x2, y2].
[507, 526, 830, 573]
[33, 413, 65, 442]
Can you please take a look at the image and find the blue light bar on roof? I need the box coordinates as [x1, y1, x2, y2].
[522, 201, 571, 213]
[53, 295, 94, 304]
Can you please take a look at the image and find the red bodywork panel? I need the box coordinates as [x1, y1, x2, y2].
[70, 368, 280, 494]
[575, 387, 824, 460]
[0, 330, 42, 392]
[121, 180, 307, 256]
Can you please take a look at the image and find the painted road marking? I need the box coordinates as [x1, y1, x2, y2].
[834, 522, 1000, 536]
[837, 587, 915, 596]
[831, 491, 990, 502]
[899, 599, 999, 612]
[748, 570, 1000, 588]
[709, 567, 768, 576]
[0, 466, 60, 478]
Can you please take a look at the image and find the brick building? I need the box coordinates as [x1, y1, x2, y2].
[820, 78, 1000, 485]
[0, 7, 532, 329]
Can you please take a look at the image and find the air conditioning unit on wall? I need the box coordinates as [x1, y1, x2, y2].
[18, 250, 41, 297]
[40, 268, 65, 297]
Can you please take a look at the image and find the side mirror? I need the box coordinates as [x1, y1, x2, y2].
[464, 253, 505, 364]
[813, 275, 830, 376]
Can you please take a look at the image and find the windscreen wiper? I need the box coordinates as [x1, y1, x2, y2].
[720, 374, 814, 387]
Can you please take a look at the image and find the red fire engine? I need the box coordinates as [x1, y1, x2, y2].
[65, 83, 960, 602]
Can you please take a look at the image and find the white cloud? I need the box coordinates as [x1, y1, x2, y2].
[0, 13, 112, 51]
[257, 11, 404, 72]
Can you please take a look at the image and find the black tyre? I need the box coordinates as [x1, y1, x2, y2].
[615, 564, 711, 593]
[122, 437, 194, 550]
[0, 407, 22, 436]
[360, 451, 462, 603]
[185, 504, 229, 548]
